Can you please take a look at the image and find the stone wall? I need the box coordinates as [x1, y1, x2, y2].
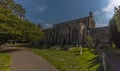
[90, 27, 112, 47]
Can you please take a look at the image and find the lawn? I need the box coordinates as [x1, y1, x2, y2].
[30, 47, 101, 71]
[0, 52, 11, 71]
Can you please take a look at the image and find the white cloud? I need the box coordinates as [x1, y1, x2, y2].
[37, 19, 52, 28]
[37, 19, 44, 24]
[96, 24, 107, 27]
[45, 23, 53, 28]
[94, 0, 120, 27]
[95, 11, 112, 26]
[102, 0, 120, 20]
[102, 0, 120, 13]
[36, 5, 47, 12]
[30, 5, 47, 13]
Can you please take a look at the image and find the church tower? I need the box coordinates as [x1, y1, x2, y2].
[89, 11, 93, 18]
[88, 11, 95, 28]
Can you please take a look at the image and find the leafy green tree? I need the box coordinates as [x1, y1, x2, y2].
[37, 22, 43, 31]
[13, 3, 26, 20]
[109, 6, 120, 48]
[0, 0, 44, 44]
[85, 35, 93, 49]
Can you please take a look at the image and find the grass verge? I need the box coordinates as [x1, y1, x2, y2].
[0, 52, 11, 71]
[29, 47, 101, 71]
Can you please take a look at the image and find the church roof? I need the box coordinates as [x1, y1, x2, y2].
[53, 16, 91, 27]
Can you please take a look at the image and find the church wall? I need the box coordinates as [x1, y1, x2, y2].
[90, 27, 112, 47]
[43, 12, 111, 47]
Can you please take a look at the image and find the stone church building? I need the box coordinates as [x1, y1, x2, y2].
[43, 12, 111, 47]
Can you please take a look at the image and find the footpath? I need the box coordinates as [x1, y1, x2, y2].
[2, 47, 58, 71]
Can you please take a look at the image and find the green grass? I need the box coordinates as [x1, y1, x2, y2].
[0, 53, 11, 71]
[30, 47, 101, 71]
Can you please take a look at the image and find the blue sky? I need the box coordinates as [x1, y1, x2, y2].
[15, 0, 120, 28]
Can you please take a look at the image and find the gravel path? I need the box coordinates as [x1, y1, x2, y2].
[2, 47, 58, 71]
[105, 51, 120, 71]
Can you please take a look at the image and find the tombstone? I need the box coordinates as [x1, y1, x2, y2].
[96, 44, 101, 54]
[94, 39, 100, 48]
[79, 45, 82, 55]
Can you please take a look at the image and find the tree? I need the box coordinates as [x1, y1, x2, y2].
[109, 6, 120, 48]
[0, 0, 44, 44]
[13, 3, 26, 20]
[37, 22, 43, 31]
[85, 35, 93, 49]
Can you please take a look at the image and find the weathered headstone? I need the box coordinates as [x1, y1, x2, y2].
[80, 45, 82, 55]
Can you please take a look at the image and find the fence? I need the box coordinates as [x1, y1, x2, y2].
[97, 47, 113, 71]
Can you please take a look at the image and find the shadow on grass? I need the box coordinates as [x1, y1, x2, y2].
[0, 48, 22, 53]
[73, 48, 103, 71]
[87, 49, 103, 71]
[20, 45, 48, 49]
[73, 49, 91, 56]
[72, 50, 80, 56]
[87, 56, 103, 71]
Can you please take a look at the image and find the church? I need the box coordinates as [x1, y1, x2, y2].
[43, 12, 111, 47]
